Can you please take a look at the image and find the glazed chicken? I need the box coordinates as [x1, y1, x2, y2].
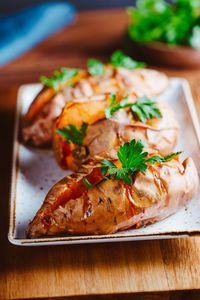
[22, 66, 168, 147]
[54, 93, 179, 171]
[26, 147, 198, 238]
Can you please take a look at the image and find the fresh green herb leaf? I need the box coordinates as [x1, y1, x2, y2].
[100, 140, 149, 184]
[131, 96, 162, 123]
[117, 139, 149, 176]
[105, 95, 162, 123]
[142, 152, 182, 165]
[162, 152, 182, 162]
[109, 167, 133, 184]
[100, 159, 116, 168]
[105, 93, 116, 118]
[83, 175, 112, 189]
[87, 59, 105, 76]
[109, 93, 117, 107]
[110, 50, 146, 69]
[159, 151, 182, 162]
[87, 51, 145, 77]
[105, 94, 129, 119]
[40, 68, 79, 89]
[145, 155, 163, 164]
[83, 178, 95, 189]
[100, 166, 109, 177]
[56, 122, 88, 146]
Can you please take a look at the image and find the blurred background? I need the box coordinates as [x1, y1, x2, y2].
[0, 0, 199, 72]
[1, 0, 136, 12]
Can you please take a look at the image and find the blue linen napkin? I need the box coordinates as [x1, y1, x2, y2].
[0, 2, 76, 66]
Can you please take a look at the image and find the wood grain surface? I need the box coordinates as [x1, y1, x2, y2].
[1, 9, 200, 300]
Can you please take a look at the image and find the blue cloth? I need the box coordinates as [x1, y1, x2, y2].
[0, 2, 76, 66]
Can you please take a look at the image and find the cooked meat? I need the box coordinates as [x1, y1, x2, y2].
[54, 101, 179, 171]
[22, 67, 168, 147]
[26, 150, 198, 238]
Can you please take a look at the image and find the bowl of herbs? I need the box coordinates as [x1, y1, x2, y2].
[126, 0, 200, 68]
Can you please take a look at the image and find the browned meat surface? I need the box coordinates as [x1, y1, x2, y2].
[26, 150, 198, 238]
[22, 68, 168, 147]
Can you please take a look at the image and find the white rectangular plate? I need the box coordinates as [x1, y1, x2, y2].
[9, 78, 200, 246]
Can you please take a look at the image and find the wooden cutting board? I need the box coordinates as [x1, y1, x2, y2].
[1, 8, 200, 300]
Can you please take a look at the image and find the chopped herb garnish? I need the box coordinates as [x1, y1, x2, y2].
[83, 139, 182, 188]
[40, 68, 79, 89]
[87, 59, 105, 76]
[56, 122, 88, 146]
[105, 94, 162, 123]
[110, 50, 146, 69]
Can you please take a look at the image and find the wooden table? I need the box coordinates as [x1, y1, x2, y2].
[1, 9, 200, 300]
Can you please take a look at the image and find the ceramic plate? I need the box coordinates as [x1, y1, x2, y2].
[8, 78, 200, 246]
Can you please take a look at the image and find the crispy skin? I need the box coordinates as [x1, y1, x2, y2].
[26, 152, 199, 238]
[54, 101, 179, 171]
[22, 67, 168, 147]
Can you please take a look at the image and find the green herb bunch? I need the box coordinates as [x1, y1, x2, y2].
[127, 0, 200, 49]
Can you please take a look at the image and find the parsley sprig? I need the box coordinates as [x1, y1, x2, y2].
[40, 68, 79, 89]
[56, 122, 88, 146]
[110, 50, 146, 69]
[87, 59, 105, 76]
[105, 93, 127, 119]
[84, 139, 182, 187]
[105, 94, 162, 123]
[131, 96, 162, 123]
[87, 51, 145, 76]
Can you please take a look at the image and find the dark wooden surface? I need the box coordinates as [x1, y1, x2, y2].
[1, 9, 200, 300]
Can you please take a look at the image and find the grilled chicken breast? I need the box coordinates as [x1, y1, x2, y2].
[22, 67, 168, 147]
[26, 150, 198, 238]
[54, 98, 179, 171]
